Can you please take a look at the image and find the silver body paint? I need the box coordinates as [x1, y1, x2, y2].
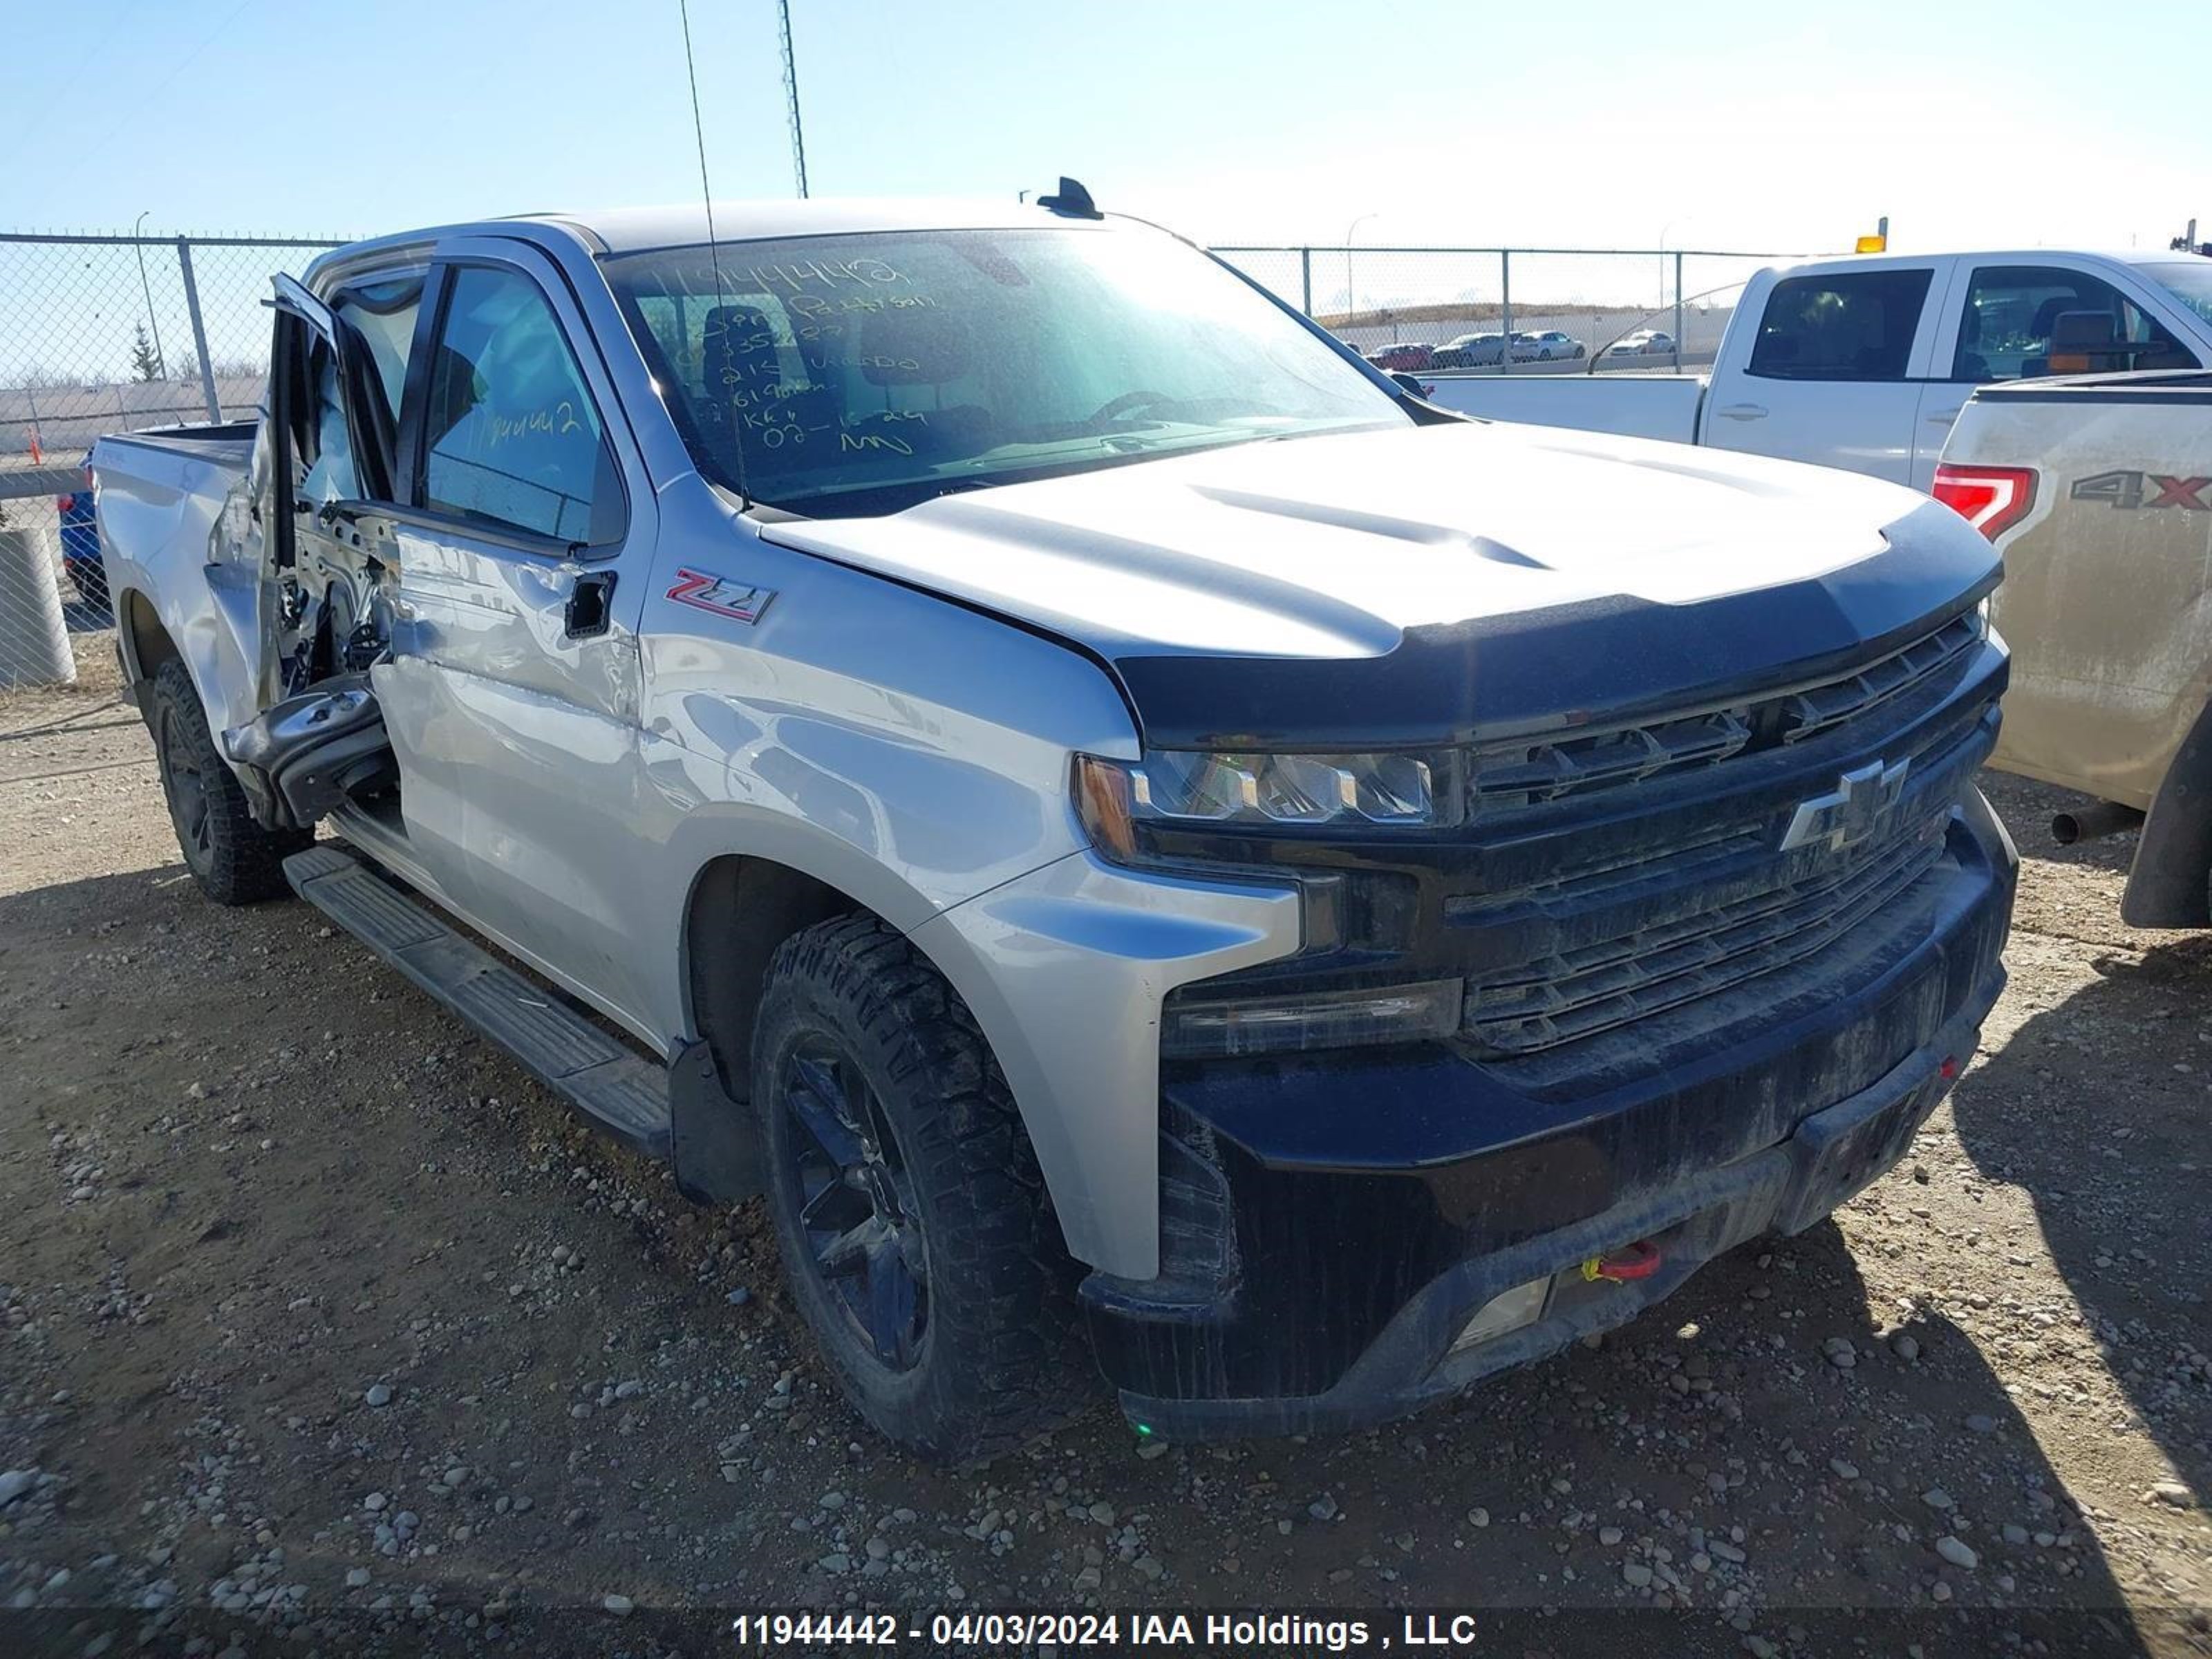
[93, 202, 1970, 1282]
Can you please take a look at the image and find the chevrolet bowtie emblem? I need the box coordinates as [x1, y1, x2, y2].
[1779, 758, 1910, 854]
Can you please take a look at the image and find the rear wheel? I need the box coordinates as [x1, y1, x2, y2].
[147, 659, 311, 904]
[753, 915, 1072, 1463]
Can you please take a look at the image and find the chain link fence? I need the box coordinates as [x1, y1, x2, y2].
[1211, 245, 1818, 372]
[0, 229, 1818, 684]
[0, 232, 344, 681]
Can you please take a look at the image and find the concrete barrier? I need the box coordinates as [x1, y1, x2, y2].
[0, 523, 76, 688]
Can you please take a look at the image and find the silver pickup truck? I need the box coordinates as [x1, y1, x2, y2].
[1940, 368, 2212, 923]
[93, 189, 2016, 1461]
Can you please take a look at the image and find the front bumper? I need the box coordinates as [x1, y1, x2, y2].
[1082, 794, 2016, 1439]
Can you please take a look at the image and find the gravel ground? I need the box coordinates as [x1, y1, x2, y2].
[1, 641, 2209, 1656]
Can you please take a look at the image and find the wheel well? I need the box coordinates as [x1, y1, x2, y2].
[122, 590, 178, 688]
[684, 855, 870, 1100]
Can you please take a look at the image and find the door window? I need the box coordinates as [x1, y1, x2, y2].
[1951, 265, 2196, 382]
[335, 274, 423, 427]
[332, 274, 423, 500]
[420, 266, 624, 545]
[289, 329, 359, 507]
[1747, 269, 1932, 382]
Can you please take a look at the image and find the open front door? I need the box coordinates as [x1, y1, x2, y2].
[221, 272, 420, 830]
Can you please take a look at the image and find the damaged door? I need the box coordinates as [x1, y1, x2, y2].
[366, 240, 658, 1028]
[224, 270, 425, 829]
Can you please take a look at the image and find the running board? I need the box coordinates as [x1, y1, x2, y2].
[283, 844, 673, 1161]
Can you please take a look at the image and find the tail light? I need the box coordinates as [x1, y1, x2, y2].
[1933, 462, 2038, 542]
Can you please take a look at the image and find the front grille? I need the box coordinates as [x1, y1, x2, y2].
[1464, 808, 1948, 1058]
[1168, 615, 2003, 1096]
[1468, 612, 1980, 814]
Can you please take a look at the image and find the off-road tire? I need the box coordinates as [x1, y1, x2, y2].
[753, 914, 1076, 1463]
[148, 658, 311, 905]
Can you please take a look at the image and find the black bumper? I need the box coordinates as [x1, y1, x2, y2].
[1080, 794, 2016, 1439]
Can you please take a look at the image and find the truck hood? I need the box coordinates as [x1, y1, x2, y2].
[764, 422, 1999, 748]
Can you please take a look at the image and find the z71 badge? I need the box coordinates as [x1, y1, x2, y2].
[666, 568, 776, 624]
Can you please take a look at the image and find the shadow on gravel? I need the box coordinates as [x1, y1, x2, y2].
[1367, 1212, 2156, 1655]
[1950, 926, 2212, 1519]
[0, 850, 2180, 1655]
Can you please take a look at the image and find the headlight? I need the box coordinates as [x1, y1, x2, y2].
[1074, 749, 1458, 858]
[1162, 979, 1463, 1058]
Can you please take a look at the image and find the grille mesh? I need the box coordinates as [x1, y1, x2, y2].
[1469, 613, 1981, 813]
[1465, 809, 1949, 1058]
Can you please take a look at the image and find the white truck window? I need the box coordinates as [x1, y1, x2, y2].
[420, 266, 624, 545]
[1747, 270, 1931, 382]
[1951, 265, 2195, 382]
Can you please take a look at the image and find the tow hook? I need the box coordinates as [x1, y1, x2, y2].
[1580, 1239, 1662, 1283]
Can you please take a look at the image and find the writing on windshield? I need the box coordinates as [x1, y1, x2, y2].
[603, 227, 1401, 515]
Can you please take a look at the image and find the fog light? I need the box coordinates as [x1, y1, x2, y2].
[1449, 1276, 1549, 1353]
[1160, 980, 1463, 1060]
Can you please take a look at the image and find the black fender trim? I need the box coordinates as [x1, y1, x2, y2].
[2122, 700, 2212, 926]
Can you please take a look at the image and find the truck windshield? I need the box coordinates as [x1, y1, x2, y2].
[601, 227, 1406, 516]
[2144, 261, 2212, 328]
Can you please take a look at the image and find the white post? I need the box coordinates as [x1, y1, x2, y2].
[0, 523, 77, 688]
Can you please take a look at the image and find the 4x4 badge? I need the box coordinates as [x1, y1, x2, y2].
[666, 567, 775, 625]
[1779, 758, 1910, 854]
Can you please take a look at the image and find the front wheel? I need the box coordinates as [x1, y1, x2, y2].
[147, 659, 311, 904]
[753, 915, 1073, 1463]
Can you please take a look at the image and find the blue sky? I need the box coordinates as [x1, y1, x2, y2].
[6, 0, 2208, 254]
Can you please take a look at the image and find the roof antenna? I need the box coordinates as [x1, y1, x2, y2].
[677, 0, 749, 502]
[776, 0, 809, 199]
[1038, 177, 1102, 220]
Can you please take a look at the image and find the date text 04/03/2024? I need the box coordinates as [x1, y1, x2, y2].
[729, 1611, 1501, 1651]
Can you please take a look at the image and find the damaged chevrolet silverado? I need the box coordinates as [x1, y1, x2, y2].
[91, 187, 2016, 1461]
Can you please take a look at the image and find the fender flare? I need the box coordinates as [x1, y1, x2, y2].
[660, 812, 1090, 1236]
[2123, 698, 2212, 926]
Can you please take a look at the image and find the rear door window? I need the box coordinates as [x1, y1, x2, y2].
[331, 274, 423, 500]
[1950, 265, 2197, 382]
[1747, 269, 1933, 382]
[419, 265, 625, 546]
[286, 328, 359, 507]
[335, 275, 423, 428]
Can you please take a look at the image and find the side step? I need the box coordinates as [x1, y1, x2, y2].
[284, 844, 673, 1160]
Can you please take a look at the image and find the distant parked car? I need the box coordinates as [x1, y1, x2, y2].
[56, 456, 107, 616]
[1605, 329, 1676, 357]
[1365, 342, 1434, 371]
[1433, 331, 1507, 368]
[1521, 330, 1586, 361]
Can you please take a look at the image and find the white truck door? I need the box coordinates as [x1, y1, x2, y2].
[1703, 261, 1948, 484]
[1915, 258, 2209, 493]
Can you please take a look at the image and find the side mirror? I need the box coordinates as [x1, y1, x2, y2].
[1389, 371, 1430, 398]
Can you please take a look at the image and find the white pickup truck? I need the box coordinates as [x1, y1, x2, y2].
[1421, 248, 2212, 491]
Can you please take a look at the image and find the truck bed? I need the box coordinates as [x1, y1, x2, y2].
[1421, 371, 1706, 441]
[91, 422, 263, 732]
[95, 422, 257, 469]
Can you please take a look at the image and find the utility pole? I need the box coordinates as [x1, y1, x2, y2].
[777, 0, 809, 198]
[133, 210, 167, 381]
[1344, 212, 1377, 335]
